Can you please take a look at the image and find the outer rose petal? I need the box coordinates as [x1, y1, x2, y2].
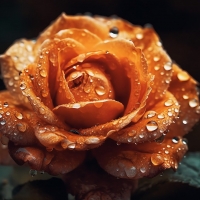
[94, 137, 187, 179]
[8, 142, 85, 175]
[167, 64, 200, 136]
[94, 17, 173, 104]
[35, 13, 109, 47]
[110, 91, 180, 144]
[53, 99, 124, 129]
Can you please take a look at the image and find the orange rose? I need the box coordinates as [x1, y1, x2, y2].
[0, 14, 199, 179]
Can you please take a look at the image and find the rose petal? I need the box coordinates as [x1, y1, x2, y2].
[94, 17, 172, 104]
[0, 143, 16, 165]
[35, 13, 109, 47]
[0, 91, 39, 146]
[53, 99, 124, 128]
[167, 64, 200, 136]
[110, 91, 180, 144]
[94, 137, 187, 179]
[54, 28, 102, 49]
[8, 142, 85, 175]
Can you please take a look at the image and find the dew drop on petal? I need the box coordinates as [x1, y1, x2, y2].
[17, 123, 27, 132]
[145, 110, 156, 118]
[0, 120, 6, 125]
[39, 107, 45, 115]
[189, 99, 198, 108]
[177, 71, 190, 81]
[68, 143, 76, 149]
[95, 85, 105, 96]
[164, 62, 172, 71]
[124, 166, 137, 178]
[164, 99, 173, 106]
[182, 120, 187, 125]
[172, 137, 179, 144]
[157, 114, 165, 119]
[39, 69, 47, 78]
[72, 103, 81, 109]
[140, 167, 146, 173]
[109, 27, 119, 38]
[41, 89, 49, 97]
[196, 106, 200, 114]
[20, 82, 27, 90]
[183, 95, 189, 100]
[136, 33, 143, 40]
[15, 112, 23, 120]
[151, 153, 164, 165]
[182, 138, 188, 145]
[146, 121, 158, 132]
[29, 169, 37, 177]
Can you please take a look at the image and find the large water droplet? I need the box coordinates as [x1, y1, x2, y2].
[151, 154, 164, 165]
[68, 143, 76, 149]
[145, 110, 156, 118]
[17, 123, 27, 132]
[39, 69, 47, 78]
[109, 27, 119, 38]
[189, 99, 198, 108]
[146, 121, 158, 132]
[20, 82, 27, 90]
[157, 113, 165, 119]
[15, 112, 23, 120]
[164, 99, 173, 106]
[177, 71, 189, 81]
[172, 136, 179, 144]
[95, 85, 105, 96]
[164, 62, 172, 71]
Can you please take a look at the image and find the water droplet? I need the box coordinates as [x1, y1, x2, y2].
[128, 130, 136, 137]
[139, 134, 144, 139]
[168, 111, 173, 117]
[177, 71, 189, 81]
[182, 120, 187, 125]
[85, 137, 100, 144]
[164, 99, 173, 106]
[164, 150, 169, 154]
[172, 137, 179, 144]
[6, 112, 10, 116]
[182, 138, 188, 145]
[20, 82, 27, 90]
[125, 166, 136, 178]
[154, 66, 160, 71]
[153, 56, 160, 62]
[189, 99, 198, 108]
[157, 114, 165, 119]
[29, 169, 37, 177]
[182, 95, 189, 100]
[0, 120, 6, 125]
[140, 167, 146, 173]
[196, 106, 200, 114]
[39, 107, 45, 115]
[151, 154, 164, 165]
[72, 103, 81, 109]
[109, 27, 119, 38]
[95, 85, 105, 96]
[164, 62, 172, 71]
[15, 112, 23, 119]
[68, 143, 76, 149]
[136, 33, 143, 40]
[39, 69, 47, 78]
[145, 111, 156, 118]
[41, 89, 49, 97]
[17, 123, 27, 132]
[146, 121, 158, 132]
[127, 138, 132, 142]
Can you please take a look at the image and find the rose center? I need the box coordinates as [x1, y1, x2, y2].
[65, 64, 115, 102]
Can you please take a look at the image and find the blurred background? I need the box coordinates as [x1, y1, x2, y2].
[0, 0, 200, 150]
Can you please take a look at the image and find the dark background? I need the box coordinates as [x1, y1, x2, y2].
[0, 0, 200, 150]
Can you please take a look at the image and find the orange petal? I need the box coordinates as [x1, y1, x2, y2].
[53, 99, 124, 129]
[94, 137, 187, 179]
[92, 39, 149, 114]
[34, 124, 108, 151]
[19, 69, 68, 129]
[35, 13, 109, 47]
[167, 64, 200, 136]
[0, 91, 39, 146]
[110, 91, 180, 144]
[9, 143, 85, 175]
[0, 39, 36, 108]
[54, 28, 102, 49]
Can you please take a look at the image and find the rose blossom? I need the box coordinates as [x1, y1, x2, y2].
[0, 13, 199, 182]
